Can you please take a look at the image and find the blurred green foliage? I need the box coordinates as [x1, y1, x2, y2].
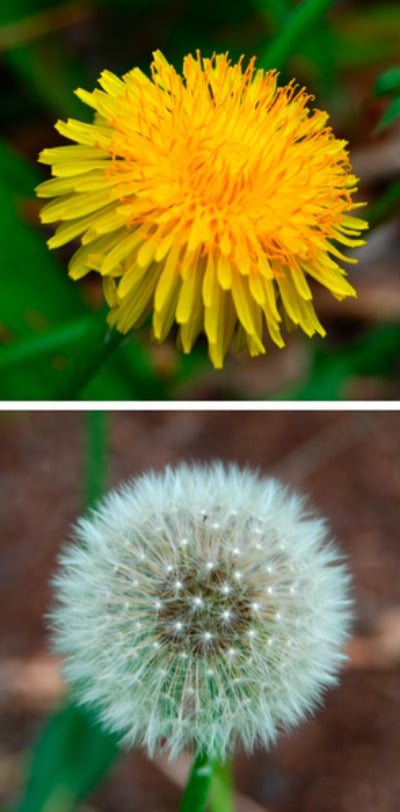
[16, 702, 119, 812]
[1, 0, 400, 400]
[374, 65, 400, 131]
[14, 412, 119, 812]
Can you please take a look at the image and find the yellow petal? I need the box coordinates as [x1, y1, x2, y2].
[153, 240, 182, 336]
[217, 253, 232, 290]
[230, 271, 260, 338]
[100, 229, 144, 276]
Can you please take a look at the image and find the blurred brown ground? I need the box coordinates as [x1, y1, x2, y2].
[1, 410, 400, 811]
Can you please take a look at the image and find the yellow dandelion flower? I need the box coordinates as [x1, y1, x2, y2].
[36, 50, 368, 369]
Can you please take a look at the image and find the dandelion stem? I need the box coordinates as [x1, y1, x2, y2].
[209, 758, 235, 812]
[260, 0, 337, 71]
[84, 411, 108, 509]
[179, 750, 218, 812]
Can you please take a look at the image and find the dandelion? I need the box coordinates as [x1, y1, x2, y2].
[50, 462, 353, 760]
[36, 51, 367, 368]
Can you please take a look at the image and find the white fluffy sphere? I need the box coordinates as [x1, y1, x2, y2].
[50, 462, 353, 759]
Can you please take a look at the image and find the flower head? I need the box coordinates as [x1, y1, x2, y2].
[37, 51, 367, 368]
[50, 462, 352, 759]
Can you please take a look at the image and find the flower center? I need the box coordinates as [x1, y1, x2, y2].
[177, 131, 254, 211]
[155, 557, 258, 656]
[214, 139, 251, 174]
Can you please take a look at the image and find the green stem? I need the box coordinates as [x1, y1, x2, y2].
[179, 751, 218, 812]
[209, 758, 235, 812]
[260, 0, 337, 71]
[84, 411, 109, 509]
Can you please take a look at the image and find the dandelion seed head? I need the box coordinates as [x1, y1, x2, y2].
[37, 52, 367, 368]
[50, 462, 353, 759]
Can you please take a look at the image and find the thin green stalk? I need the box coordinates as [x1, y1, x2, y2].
[179, 751, 218, 812]
[84, 411, 109, 509]
[209, 758, 235, 812]
[260, 0, 337, 71]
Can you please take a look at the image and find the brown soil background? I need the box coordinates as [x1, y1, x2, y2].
[1, 409, 400, 811]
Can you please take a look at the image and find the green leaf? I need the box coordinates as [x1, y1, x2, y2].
[374, 66, 400, 96]
[81, 335, 171, 401]
[0, 140, 86, 334]
[376, 94, 400, 131]
[259, 0, 336, 72]
[16, 702, 119, 812]
[5, 41, 93, 120]
[0, 138, 88, 398]
[0, 305, 174, 400]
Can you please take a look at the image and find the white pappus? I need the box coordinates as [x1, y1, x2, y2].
[49, 461, 353, 759]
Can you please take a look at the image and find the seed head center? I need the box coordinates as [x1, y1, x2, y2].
[156, 557, 256, 655]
